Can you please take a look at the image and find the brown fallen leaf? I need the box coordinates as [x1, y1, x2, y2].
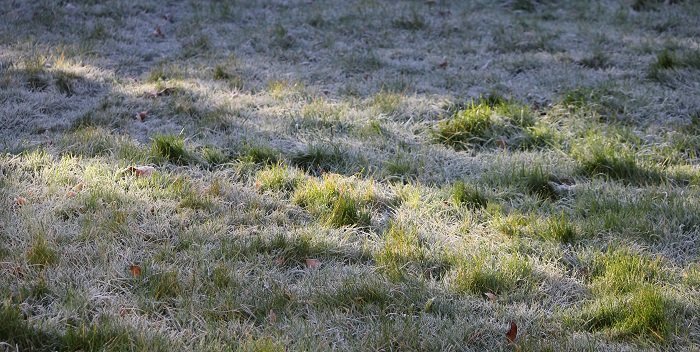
[506, 321, 518, 344]
[66, 190, 78, 198]
[136, 111, 148, 122]
[153, 25, 164, 38]
[305, 258, 321, 269]
[484, 292, 497, 302]
[129, 264, 142, 277]
[273, 257, 285, 266]
[72, 183, 84, 193]
[268, 309, 277, 324]
[124, 165, 156, 177]
[13, 196, 27, 207]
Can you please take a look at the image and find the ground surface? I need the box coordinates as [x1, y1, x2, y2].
[1, 0, 700, 351]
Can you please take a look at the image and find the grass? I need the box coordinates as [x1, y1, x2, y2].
[452, 252, 533, 295]
[450, 181, 488, 209]
[151, 134, 190, 164]
[2, 0, 700, 350]
[292, 174, 372, 228]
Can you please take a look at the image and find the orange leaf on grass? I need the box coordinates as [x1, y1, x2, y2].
[305, 258, 321, 269]
[129, 264, 142, 277]
[13, 196, 27, 207]
[506, 321, 518, 344]
[125, 165, 155, 177]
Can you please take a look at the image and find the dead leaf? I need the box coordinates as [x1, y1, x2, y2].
[496, 137, 508, 148]
[136, 111, 148, 122]
[129, 264, 142, 277]
[484, 292, 497, 302]
[305, 258, 321, 269]
[66, 190, 77, 198]
[506, 321, 518, 344]
[72, 183, 84, 192]
[273, 257, 285, 266]
[268, 309, 277, 324]
[153, 25, 164, 38]
[13, 196, 27, 207]
[125, 165, 155, 177]
[438, 60, 448, 69]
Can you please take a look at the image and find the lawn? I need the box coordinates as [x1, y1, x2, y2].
[1, 0, 700, 350]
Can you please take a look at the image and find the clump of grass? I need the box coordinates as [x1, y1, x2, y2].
[450, 181, 488, 209]
[452, 253, 533, 295]
[518, 166, 558, 200]
[27, 235, 58, 267]
[383, 154, 414, 179]
[540, 213, 576, 243]
[201, 146, 228, 166]
[579, 50, 611, 70]
[512, 0, 535, 12]
[434, 98, 535, 150]
[572, 135, 661, 184]
[292, 174, 372, 228]
[290, 144, 345, 174]
[434, 103, 493, 148]
[648, 49, 700, 81]
[579, 286, 669, 340]
[151, 134, 190, 164]
[494, 212, 575, 243]
[147, 271, 181, 300]
[375, 222, 427, 280]
[521, 124, 559, 149]
[573, 249, 669, 340]
[393, 11, 425, 30]
[255, 163, 302, 193]
[313, 276, 391, 312]
[54, 71, 79, 96]
[239, 144, 279, 165]
[592, 250, 661, 294]
[221, 233, 333, 266]
[371, 91, 401, 115]
[212, 65, 243, 89]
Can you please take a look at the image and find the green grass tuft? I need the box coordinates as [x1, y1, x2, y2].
[451, 181, 488, 209]
[151, 134, 190, 164]
[27, 235, 58, 267]
[292, 175, 372, 228]
[580, 286, 669, 340]
[452, 253, 532, 295]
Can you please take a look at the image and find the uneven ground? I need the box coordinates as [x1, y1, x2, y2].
[1, 0, 700, 351]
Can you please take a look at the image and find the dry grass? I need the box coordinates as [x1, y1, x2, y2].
[2, 0, 700, 350]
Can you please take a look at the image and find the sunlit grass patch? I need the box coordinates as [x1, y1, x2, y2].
[493, 212, 576, 243]
[592, 249, 661, 294]
[292, 174, 373, 227]
[434, 97, 535, 150]
[255, 163, 303, 193]
[578, 286, 669, 341]
[374, 222, 448, 280]
[451, 252, 533, 295]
